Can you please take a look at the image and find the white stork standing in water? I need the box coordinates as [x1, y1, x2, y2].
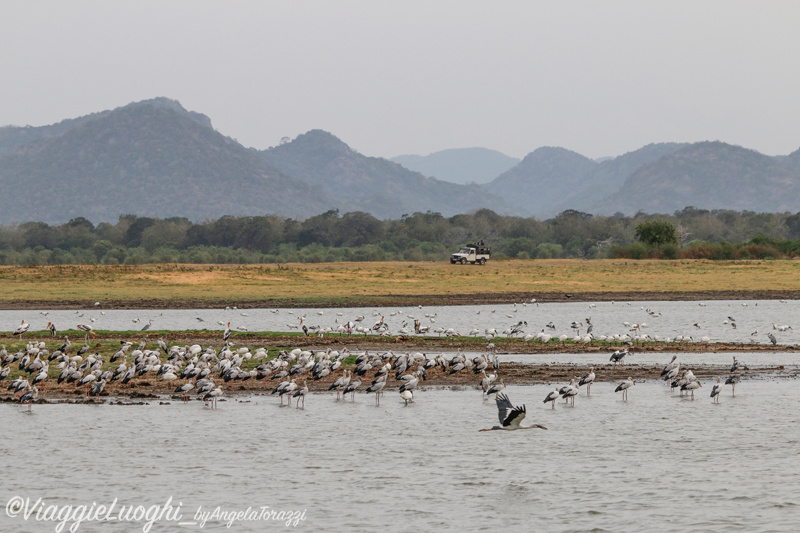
[543, 387, 560, 409]
[203, 387, 223, 408]
[615, 377, 634, 400]
[725, 373, 741, 396]
[610, 349, 628, 365]
[175, 382, 194, 402]
[710, 377, 722, 403]
[293, 380, 309, 409]
[366, 378, 387, 406]
[681, 379, 702, 399]
[400, 389, 414, 405]
[660, 355, 678, 377]
[560, 378, 579, 406]
[20, 385, 38, 411]
[480, 393, 547, 432]
[342, 377, 361, 401]
[578, 368, 595, 395]
[328, 370, 351, 400]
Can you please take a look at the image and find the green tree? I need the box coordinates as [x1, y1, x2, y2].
[635, 220, 679, 247]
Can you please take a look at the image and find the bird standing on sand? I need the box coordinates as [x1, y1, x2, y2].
[77, 324, 95, 341]
[223, 322, 232, 342]
[480, 393, 547, 432]
[13, 321, 30, 340]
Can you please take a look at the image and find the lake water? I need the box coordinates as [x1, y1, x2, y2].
[2, 381, 799, 532]
[4, 299, 800, 532]
[8, 298, 800, 345]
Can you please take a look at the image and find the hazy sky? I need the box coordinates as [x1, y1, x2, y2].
[2, 1, 799, 159]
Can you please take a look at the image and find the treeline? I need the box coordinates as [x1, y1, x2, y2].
[2, 207, 800, 265]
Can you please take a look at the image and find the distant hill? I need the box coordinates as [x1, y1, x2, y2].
[483, 147, 597, 216]
[256, 130, 516, 219]
[0, 98, 333, 224]
[390, 147, 520, 185]
[593, 142, 800, 215]
[480, 141, 800, 217]
[1, 98, 798, 225]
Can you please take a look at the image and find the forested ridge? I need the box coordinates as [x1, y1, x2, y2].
[2, 207, 800, 265]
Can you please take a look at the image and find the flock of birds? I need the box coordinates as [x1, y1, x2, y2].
[480, 349, 749, 432]
[2, 306, 754, 440]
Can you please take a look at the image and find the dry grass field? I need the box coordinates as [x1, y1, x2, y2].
[1, 259, 800, 308]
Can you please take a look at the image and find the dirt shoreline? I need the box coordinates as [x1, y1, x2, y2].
[2, 332, 798, 404]
[3, 361, 795, 404]
[3, 290, 800, 310]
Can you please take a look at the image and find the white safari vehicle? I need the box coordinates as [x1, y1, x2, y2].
[450, 243, 491, 265]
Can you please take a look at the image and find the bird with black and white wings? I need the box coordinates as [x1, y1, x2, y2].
[480, 393, 547, 432]
[710, 377, 722, 403]
[13, 320, 30, 339]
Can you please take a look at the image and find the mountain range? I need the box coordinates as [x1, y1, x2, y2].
[390, 148, 520, 185]
[0, 97, 798, 225]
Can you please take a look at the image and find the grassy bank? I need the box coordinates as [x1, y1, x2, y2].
[1, 259, 800, 308]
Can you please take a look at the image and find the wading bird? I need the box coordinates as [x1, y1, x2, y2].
[543, 387, 560, 409]
[578, 368, 595, 395]
[480, 393, 547, 432]
[615, 377, 634, 400]
[19, 385, 38, 411]
[710, 377, 722, 403]
[725, 373, 741, 396]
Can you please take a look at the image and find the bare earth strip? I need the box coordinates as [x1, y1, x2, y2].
[2, 260, 800, 403]
[2, 259, 800, 308]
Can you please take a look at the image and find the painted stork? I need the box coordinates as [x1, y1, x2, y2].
[76, 324, 95, 341]
[13, 321, 30, 340]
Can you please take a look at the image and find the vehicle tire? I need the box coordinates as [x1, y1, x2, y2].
[450, 259, 456, 264]
[479, 258, 486, 265]
[460, 258, 467, 265]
